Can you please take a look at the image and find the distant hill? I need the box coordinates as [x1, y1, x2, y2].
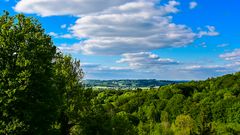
[84, 79, 188, 89]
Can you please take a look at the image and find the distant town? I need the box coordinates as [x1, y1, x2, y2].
[84, 79, 188, 90]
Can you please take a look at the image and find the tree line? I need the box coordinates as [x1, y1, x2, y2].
[84, 79, 186, 89]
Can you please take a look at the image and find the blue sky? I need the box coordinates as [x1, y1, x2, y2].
[1, 0, 240, 80]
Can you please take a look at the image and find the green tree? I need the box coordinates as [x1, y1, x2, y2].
[0, 12, 57, 134]
[111, 111, 137, 135]
[164, 94, 185, 122]
[172, 114, 197, 135]
[53, 53, 85, 135]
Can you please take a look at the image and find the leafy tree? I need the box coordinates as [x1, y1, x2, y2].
[53, 53, 85, 135]
[111, 111, 137, 135]
[227, 101, 240, 123]
[164, 94, 185, 122]
[0, 12, 57, 134]
[211, 122, 240, 135]
[172, 114, 197, 135]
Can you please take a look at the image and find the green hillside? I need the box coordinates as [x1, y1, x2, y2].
[77, 72, 240, 135]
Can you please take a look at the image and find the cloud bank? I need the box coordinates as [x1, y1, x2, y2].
[220, 49, 240, 61]
[117, 52, 179, 69]
[14, 0, 219, 55]
[14, 0, 133, 16]
[14, 0, 232, 80]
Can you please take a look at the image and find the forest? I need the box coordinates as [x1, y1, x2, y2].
[0, 12, 240, 135]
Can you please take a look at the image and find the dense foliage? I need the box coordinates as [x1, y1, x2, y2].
[0, 12, 58, 134]
[0, 12, 85, 134]
[79, 72, 240, 135]
[0, 12, 240, 135]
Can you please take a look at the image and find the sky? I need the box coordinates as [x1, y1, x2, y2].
[1, 0, 240, 80]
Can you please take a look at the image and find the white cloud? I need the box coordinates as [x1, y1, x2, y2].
[58, 43, 82, 53]
[81, 62, 136, 79]
[64, 1, 219, 55]
[184, 65, 227, 72]
[48, 32, 58, 37]
[60, 34, 73, 39]
[217, 43, 229, 48]
[48, 32, 74, 39]
[79, 52, 183, 79]
[199, 42, 207, 48]
[81, 61, 239, 80]
[220, 49, 240, 61]
[198, 25, 219, 38]
[14, 0, 133, 16]
[189, 1, 198, 9]
[181, 63, 239, 79]
[117, 52, 179, 69]
[65, 1, 199, 55]
[182, 55, 240, 77]
[61, 24, 67, 29]
[81, 61, 190, 80]
[82, 63, 133, 71]
[80, 54, 239, 80]
[15, 0, 219, 55]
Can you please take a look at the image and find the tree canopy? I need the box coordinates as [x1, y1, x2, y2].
[0, 12, 85, 134]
